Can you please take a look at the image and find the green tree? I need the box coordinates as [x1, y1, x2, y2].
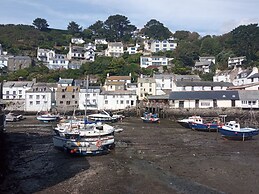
[88, 20, 105, 38]
[67, 21, 82, 35]
[104, 14, 136, 41]
[32, 18, 49, 31]
[141, 19, 172, 40]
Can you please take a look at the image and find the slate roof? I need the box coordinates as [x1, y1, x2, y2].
[194, 61, 211, 67]
[58, 78, 74, 85]
[247, 73, 259, 79]
[3, 81, 34, 87]
[169, 91, 239, 100]
[238, 90, 259, 100]
[175, 81, 233, 87]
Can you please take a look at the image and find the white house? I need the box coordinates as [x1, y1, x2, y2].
[150, 40, 177, 52]
[213, 68, 240, 83]
[71, 37, 85, 44]
[37, 48, 55, 62]
[47, 54, 69, 69]
[104, 42, 124, 57]
[154, 73, 174, 90]
[95, 39, 108, 45]
[78, 86, 101, 111]
[67, 44, 95, 61]
[25, 85, 55, 112]
[199, 56, 216, 64]
[232, 67, 258, 86]
[228, 56, 246, 68]
[99, 90, 137, 110]
[126, 43, 140, 54]
[193, 61, 212, 73]
[0, 55, 8, 69]
[140, 56, 173, 68]
[169, 90, 239, 109]
[2, 81, 34, 100]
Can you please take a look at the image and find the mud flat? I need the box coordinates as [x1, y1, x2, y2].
[1, 116, 259, 194]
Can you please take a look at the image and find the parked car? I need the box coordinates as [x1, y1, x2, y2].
[5, 112, 25, 122]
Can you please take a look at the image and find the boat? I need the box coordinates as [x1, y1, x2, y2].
[141, 112, 160, 123]
[177, 115, 203, 128]
[53, 120, 115, 155]
[189, 121, 221, 132]
[36, 112, 60, 122]
[87, 110, 119, 123]
[218, 121, 259, 140]
[5, 112, 25, 122]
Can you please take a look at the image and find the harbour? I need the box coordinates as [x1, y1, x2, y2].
[1, 115, 259, 193]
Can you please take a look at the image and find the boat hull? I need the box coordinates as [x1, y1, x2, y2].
[218, 127, 259, 140]
[141, 117, 160, 123]
[189, 122, 219, 132]
[53, 135, 114, 155]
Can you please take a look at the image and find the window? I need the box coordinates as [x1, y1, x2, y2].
[105, 100, 108, 104]
[60, 101, 63, 104]
[66, 101, 70, 105]
[120, 100, 123, 104]
[75, 101, 77, 104]
[126, 100, 129, 104]
[36, 101, 40, 105]
[19, 90, 22, 94]
[42, 95, 45, 99]
[62, 95, 65, 98]
[72, 95, 75, 98]
[36, 95, 40, 99]
[29, 101, 33, 105]
[6, 91, 9, 94]
[19, 95, 22, 99]
[149, 88, 152, 92]
[29, 95, 33, 99]
[13, 91, 16, 95]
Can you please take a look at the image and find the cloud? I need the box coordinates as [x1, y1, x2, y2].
[0, 0, 258, 35]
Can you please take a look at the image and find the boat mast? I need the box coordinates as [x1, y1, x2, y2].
[84, 75, 89, 126]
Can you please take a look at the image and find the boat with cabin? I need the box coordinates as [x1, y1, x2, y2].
[218, 121, 259, 140]
[53, 119, 115, 155]
[36, 112, 60, 122]
[87, 110, 119, 123]
[177, 115, 203, 128]
[141, 112, 160, 123]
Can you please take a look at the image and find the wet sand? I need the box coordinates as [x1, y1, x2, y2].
[1, 116, 259, 194]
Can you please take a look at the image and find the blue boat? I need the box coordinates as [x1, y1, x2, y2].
[141, 112, 160, 123]
[189, 121, 221, 132]
[218, 121, 259, 141]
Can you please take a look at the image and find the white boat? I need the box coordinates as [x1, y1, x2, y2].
[5, 112, 25, 122]
[53, 121, 115, 155]
[87, 110, 119, 123]
[36, 113, 60, 122]
[218, 121, 259, 141]
[177, 115, 203, 128]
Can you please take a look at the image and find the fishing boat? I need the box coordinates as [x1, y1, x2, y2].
[87, 110, 119, 123]
[177, 115, 203, 128]
[53, 121, 115, 155]
[141, 112, 160, 123]
[36, 112, 60, 122]
[189, 118, 222, 132]
[5, 112, 25, 122]
[218, 121, 259, 141]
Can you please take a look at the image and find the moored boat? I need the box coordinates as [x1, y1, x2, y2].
[189, 121, 222, 132]
[36, 112, 60, 122]
[177, 115, 203, 128]
[141, 112, 160, 123]
[53, 121, 115, 155]
[87, 110, 118, 123]
[218, 121, 259, 141]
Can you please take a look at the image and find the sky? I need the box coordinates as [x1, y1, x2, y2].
[1, 0, 259, 36]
